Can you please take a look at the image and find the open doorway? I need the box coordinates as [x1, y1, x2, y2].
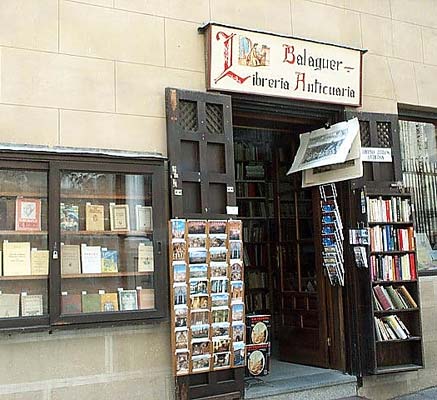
[233, 110, 346, 372]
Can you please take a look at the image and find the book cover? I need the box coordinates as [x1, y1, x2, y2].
[15, 198, 41, 231]
[119, 290, 138, 311]
[61, 293, 82, 314]
[110, 204, 130, 231]
[31, 249, 49, 275]
[85, 204, 105, 231]
[61, 244, 81, 275]
[0, 293, 20, 317]
[60, 203, 79, 231]
[21, 294, 43, 316]
[101, 249, 118, 273]
[81, 244, 101, 274]
[3, 241, 31, 276]
[135, 205, 153, 231]
[82, 293, 101, 313]
[101, 293, 119, 312]
[137, 288, 155, 309]
[138, 243, 154, 272]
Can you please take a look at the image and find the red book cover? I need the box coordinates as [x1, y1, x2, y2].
[385, 200, 391, 222]
[409, 254, 417, 280]
[373, 286, 392, 310]
[61, 294, 82, 314]
[15, 198, 41, 231]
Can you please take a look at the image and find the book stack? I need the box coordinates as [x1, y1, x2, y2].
[374, 315, 411, 341]
[366, 196, 411, 223]
[372, 285, 418, 311]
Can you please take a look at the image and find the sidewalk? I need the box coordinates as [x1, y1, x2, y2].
[394, 387, 437, 399]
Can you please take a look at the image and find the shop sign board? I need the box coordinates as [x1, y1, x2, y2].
[204, 23, 364, 106]
[361, 147, 392, 162]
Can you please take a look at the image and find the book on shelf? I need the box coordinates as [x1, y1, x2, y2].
[246, 270, 267, 289]
[81, 293, 101, 313]
[137, 287, 155, 309]
[372, 285, 417, 310]
[101, 249, 118, 273]
[85, 204, 105, 231]
[119, 290, 138, 311]
[61, 244, 81, 275]
[81, 244, 101, 274]
[30, 249, 49, 275]
[374, 315, 411, 341]
[60, 203, 79, 231]
[369, 225, 415, 252]
[370, 253, 416, 281]
[3, 241, 31, 276]
[138, 243, 154, 272]
[61, 293, 82, 314]
[398, 285, 418, 308]
[135, 205, 153, 231]
[0, 293, 20, 318]
[100, 292, 119, 312]
[15, 198, 41, 231]
[110, 204, 130, 231]
[21, 294, 43, 316]
[366, 196, 411, 223]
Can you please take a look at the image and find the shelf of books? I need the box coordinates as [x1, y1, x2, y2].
[59, 171, 155, 315]
[363, 188, 423, 374]
[0, 169, 49, 320]
[169, 219, 245, 375]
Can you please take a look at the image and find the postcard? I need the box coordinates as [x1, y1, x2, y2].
[209, 247, 228, 262]
[208, 220, 227, 235]
[231, 262, 243, 281]
[233, 342, 245, 367]
[232, 322, 245, 342]
[189, 248, 207, 264]
[228, 220, 242, 241]
[172, 240, 186, 262]
[174, 284, 187, 306]
[191, 339, 210, 356]
[211, 294, 229, 308]
[175, 306, 188, 328]
[173, 262, 186, 283]
[191, 310, 210, 326]
[187, 220, 207, 235]
[190, 280, 208, 296]
[191, 324, 210, 339]
[192, 354, 211, 372]
[211, 262, 228, 278]
[189, 264, 208, 279]
[229, 241, 242, 260]
[176, 351, 189, 374]
[213, 337, 231, 353]
[211, 308, 229, 324]
[171, 219, 186, 240]
[211, 278, 228, 294]
[231, 303, 244, 322]
[188, 234, 207, 249]
[213, 352, 230, 369]
[190, 295, 209, 310]
[231, 281, 244, 302]
[175, 329, 189, 350]
[212, 322, 230, 337]
[209, 234, 227, 248]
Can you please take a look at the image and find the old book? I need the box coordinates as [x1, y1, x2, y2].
[101, 249, 118, 273]
[81, 293, 101, 313]
[31, 249, 49, 275]
[0, 293, 20, 317]
[138, 243, 154, 272]
[15, 198, 41, 231]
[60, 203, 79, 231]
[21, 294, 43, 316]
[119, 290, 138, 311]
[3, 241, 31, 276]
[61, 244, 81, 275]
[85, 204, 105, 231]
[137, 288, 155, 309]
[61, 293, 82, 314]
[135, 205, 153, 231]
[100, 293, 119, 312]
[110, 204, 130, 231]
[81, 244, 101, 274]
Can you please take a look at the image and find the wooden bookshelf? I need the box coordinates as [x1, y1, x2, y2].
[0, 275, 48, 281]
[61, 230, 152, 236]
[62, 271, 152, 279]
[0, 230, 48, 235]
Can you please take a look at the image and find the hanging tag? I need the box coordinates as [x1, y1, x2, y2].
[53, 250, 58, 260]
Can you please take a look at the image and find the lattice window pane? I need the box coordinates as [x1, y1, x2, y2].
[206, 103, 224, 134]
[178, 100, 198, 132]
[359, 121, 371, 147]
[376, 121, 392, 148]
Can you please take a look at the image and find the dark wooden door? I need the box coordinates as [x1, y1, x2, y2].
[274, 136, 330, 368]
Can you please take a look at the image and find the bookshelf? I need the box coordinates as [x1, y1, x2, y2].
[357, 186, 423, 374]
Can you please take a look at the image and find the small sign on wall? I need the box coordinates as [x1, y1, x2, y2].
[361, 148, 392, 162]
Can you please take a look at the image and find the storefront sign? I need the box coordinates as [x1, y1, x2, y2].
[361, 147, 392, 162]
[204, 23, 364, 106]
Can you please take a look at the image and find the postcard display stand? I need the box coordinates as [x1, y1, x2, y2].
[319, 184, 345, 286]
[356, 186, 423, 373]
[169, 219, 246, 376]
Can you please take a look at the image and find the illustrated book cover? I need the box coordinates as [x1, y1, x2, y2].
[110, 204, 130, 231]
[3, 241, 31, 276]
[100, 292, 119, 312]
[119, 290, 138, 311]
[138, 243, 154, 272]
[101, 249, 118, 273]
[61, 293, 82, 314]
[60, 203, 79, 231]
[21, 294, 43, 316]
[81, 244, 101, 274]
[61, 244, 81, 275]
[135, 205, 153, 231]
[85, 204, 105, 231]
[81, 293, 101, 313]
[15, 198, 41, 231]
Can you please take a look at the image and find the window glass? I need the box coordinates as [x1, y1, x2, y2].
[399, 120, 437, 273]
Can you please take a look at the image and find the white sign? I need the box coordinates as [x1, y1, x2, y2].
[287, 118, 360, 174]
[361, 147, 392, 162]
[205, 24, 363, 106]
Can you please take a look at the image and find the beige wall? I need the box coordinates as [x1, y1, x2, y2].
[1, 1, 437, 399]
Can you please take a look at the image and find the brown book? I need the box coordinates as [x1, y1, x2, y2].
[86, 204, 105, 231]
[61, 244, 81, 275]
[31, 249, 49, 275]
[61, 293, 82, 314]
[100, 292, 119, 312]
[398, 285, 418, 308]
[137, 288, 155, 309]
[373, 285, 392, 310]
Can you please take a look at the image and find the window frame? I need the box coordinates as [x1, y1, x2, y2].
[0, 150, 169, 331]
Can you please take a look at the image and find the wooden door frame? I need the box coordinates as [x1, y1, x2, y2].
[231, 93, 347, 372]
